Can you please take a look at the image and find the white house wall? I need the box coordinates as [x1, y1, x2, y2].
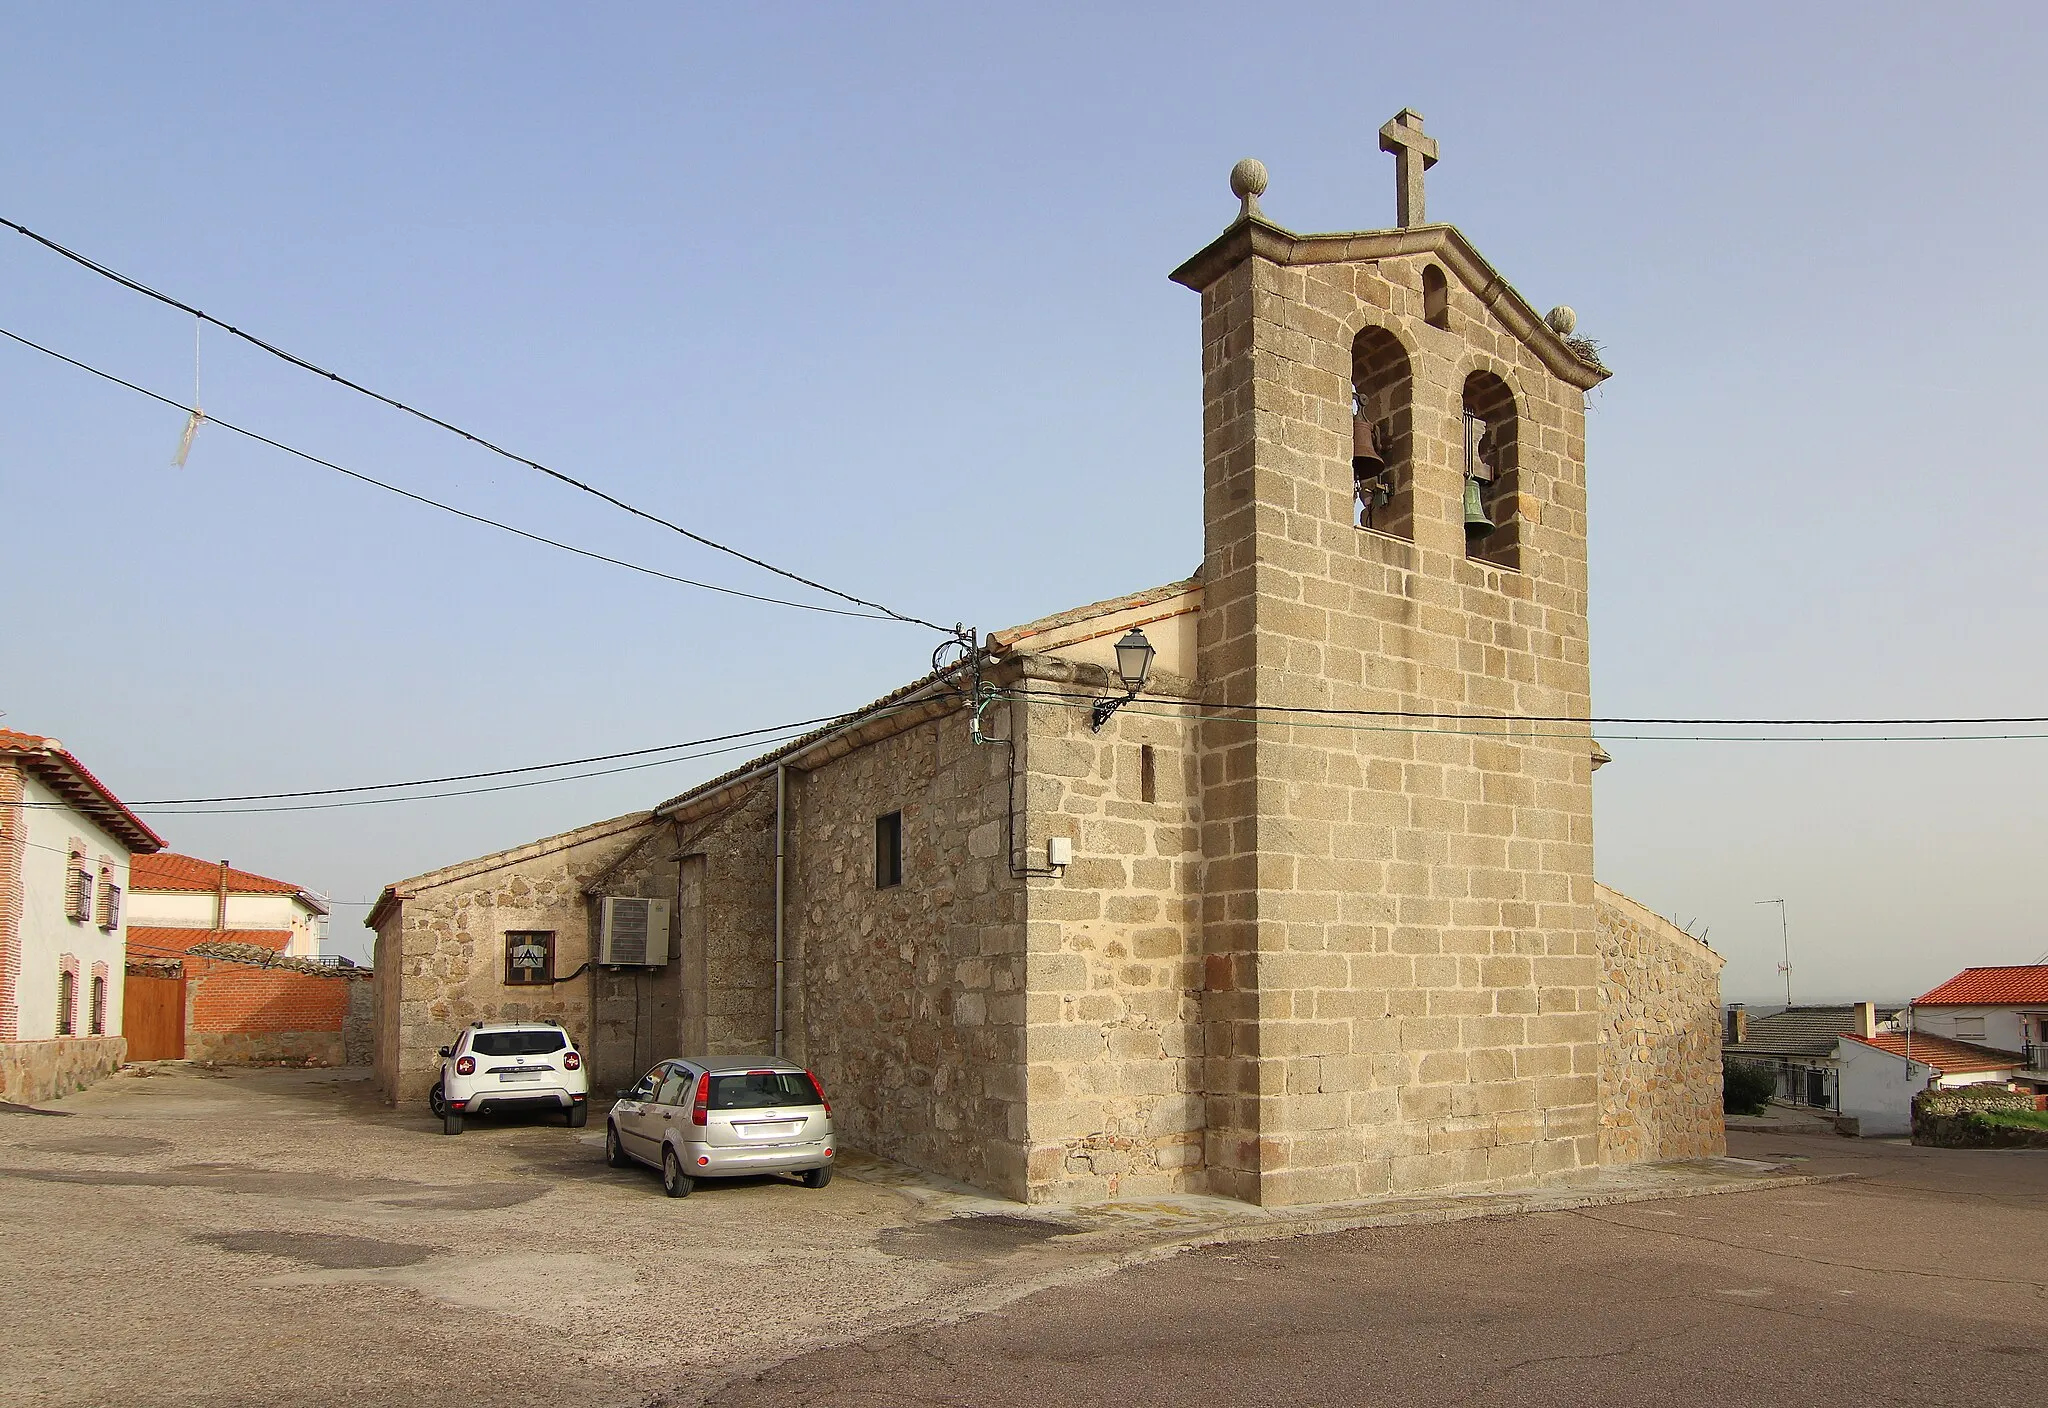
[18, 774, 129, 1039]
[124, 890, 324, 956]
[1910, 1006, 2027, 1052]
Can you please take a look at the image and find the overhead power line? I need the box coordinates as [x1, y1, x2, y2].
[0, 326, 904, 621]
[1016, 688, 2048, 729]
[2, 213, 949, 631]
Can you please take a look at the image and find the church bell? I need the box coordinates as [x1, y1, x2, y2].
[1462, 476, 1493, 537]
[1351, 414, 1386, 477]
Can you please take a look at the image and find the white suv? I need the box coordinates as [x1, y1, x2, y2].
[429, 1022, 589, 1134]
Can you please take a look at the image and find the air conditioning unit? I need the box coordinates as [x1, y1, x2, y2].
[597, 896, 671, 967]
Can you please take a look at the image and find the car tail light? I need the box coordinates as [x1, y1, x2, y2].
[807, 1069, 831, 1114]
[691, 1072, 711, 1126]
[455, 1056, 475, 1076]
[563, 1051, 581, 1071]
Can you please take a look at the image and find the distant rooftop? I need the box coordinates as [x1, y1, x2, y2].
[1725, 1004, 1904, 1059]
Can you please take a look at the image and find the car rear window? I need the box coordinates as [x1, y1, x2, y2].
[709, 1071, 821, 1110]
[471, 1030, 567, 1057]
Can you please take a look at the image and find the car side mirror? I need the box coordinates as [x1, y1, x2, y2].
[438, 1046, 452, 1058]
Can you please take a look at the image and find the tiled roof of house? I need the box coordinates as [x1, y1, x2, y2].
[126, 927, 295, 958]
[0, 728, 164, 854]
[1724, 1005, 1904, 1058]
[1840, 1031, 2025, 1076]
[1913, 966, 2048, 1007]
[131, 852, 305, 898]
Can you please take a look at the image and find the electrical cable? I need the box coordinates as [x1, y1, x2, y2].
[1, 215, 950, 631]
[1012, 687, 2048, 729]
[1013, 693, 2048, 742]
[46, 713, 867, 806]
[0, 326, 906, 623]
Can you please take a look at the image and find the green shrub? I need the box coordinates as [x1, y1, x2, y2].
[1723, 1060, 1777, 1116]
[1978, 1109, 2048, 1131]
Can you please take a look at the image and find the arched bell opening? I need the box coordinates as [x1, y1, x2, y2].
[1461, 370, 1520, 570]
[1350, 325, 1414, 540]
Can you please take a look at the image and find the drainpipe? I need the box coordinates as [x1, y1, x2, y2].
[773, 764, 787, 1058]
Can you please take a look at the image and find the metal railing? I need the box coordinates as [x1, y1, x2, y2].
[2023, 1043, 2048, 1073]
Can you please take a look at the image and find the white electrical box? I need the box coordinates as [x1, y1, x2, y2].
[1046, 837, 1073, 868]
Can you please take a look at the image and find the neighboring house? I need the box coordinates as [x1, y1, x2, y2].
[1909, 966, 2048, 1091]
[128, 853, 330, 958]
[0, 728, 164, 1103]
[372, 118, 1730, 1209]
[1722, 1002, 1903, 1113]
[1834, 1031, 2027, 1138]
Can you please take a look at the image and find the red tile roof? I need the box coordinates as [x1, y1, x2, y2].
[131, 852, 305, 897]
[127, 927, 294, 957]
[0, 728, 164, 853]
[1841, 1032, 2025, 1075]
[1913, 966, 2048, 1007]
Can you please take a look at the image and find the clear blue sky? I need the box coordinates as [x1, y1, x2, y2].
[4, 2, 2045, 992]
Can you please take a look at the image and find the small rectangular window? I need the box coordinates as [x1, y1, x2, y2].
[875, 811, 903, 889]
[89, 975, 107, 1035]
[98, 880, 121, 930]
[503, 931, 556, 986]
[1140, 744, 1157, 803]
[67, 866, 93, 922]
[56, 969, 76, 1036]
[1954, 1016, 1986, 1041]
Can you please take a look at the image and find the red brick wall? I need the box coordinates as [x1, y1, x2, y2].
[0, 763, 23, 1042]
[186, 960, 349, 1035]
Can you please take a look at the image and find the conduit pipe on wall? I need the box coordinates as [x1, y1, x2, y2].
[772, 763, 787, 1058]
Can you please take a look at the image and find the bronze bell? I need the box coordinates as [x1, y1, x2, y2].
[1352, 415, 1386, 477]
[1463, 476, 1494, 537]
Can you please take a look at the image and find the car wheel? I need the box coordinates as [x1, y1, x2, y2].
[567, 1102, 589, 1128]
[801, 1165, 832, 1190]
[606, 1122, 632, 1168]
[662, 1146, 693, 1198]
[428, 1080, 446, 1119]
[443, 1109, 463, 1135]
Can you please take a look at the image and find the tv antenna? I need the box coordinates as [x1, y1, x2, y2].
[1756, 899, 1790, 1005]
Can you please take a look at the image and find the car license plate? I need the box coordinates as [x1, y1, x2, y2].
[499, 1069, 542, 1082]
[739, 1121, 798, 1138]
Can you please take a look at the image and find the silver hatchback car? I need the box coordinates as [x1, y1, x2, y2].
[606, 1057, 835, 1197]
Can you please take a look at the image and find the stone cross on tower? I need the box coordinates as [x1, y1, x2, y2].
[1378, 108, 1438, 227]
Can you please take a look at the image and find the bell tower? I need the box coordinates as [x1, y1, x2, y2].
[1172, 115, 1613, 1206]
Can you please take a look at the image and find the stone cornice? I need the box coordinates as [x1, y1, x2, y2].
[1169, 218, 1611, 392]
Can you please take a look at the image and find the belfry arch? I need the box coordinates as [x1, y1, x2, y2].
[1350, 325, 1415, 539]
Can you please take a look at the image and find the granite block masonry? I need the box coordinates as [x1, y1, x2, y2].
[371, 113, 1725, 1206]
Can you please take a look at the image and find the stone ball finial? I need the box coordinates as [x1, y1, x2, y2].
[1229, 158, 1270, 201]
[1546, 305, 1578, 336]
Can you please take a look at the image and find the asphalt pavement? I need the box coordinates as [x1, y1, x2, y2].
[705, 1133, 2048, 1407]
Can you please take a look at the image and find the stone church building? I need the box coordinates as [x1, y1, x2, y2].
[371, 114, 1725, 1207]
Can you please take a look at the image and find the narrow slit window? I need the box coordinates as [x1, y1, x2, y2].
[1422, 264, 1450, 329]
[875, 811, 903, 889]
[56, 968, 76, 1037]
[1140, 745, 1157, 803]
[89, 975, 107, 1035]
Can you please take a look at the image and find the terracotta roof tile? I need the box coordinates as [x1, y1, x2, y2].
[1914, 966, 2048, 1007]
[1841, 1031, 2026, 1075]
[130, 853, 305, 897]
[0, 728, 164, 853]
[127, 927, 294, 957]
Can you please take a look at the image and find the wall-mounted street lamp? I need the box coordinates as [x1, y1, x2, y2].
[1091, 628, 1156, 731]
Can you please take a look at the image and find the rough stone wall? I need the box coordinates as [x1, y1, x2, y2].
[585, 825, 686, 1093]
[186, 1028, 344, 1066]
[342, 977, 374, 1066]
[0, 1035, 126, 1104]
[370, 817, 657, 1106]
[1594, 885, 1726, 1163]
[1015, 668, 1206, 1201]
[671, 789, 777, 1060]
[785, 709, 1028, 1198]
[1193, 245, 1600, 1206]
